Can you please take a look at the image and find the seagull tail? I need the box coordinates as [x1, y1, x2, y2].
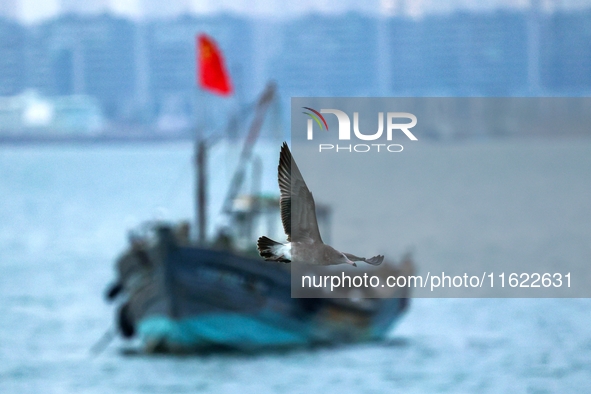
[257, 236, 291, 263]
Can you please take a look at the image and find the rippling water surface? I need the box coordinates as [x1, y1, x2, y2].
[1, 140, 590, 393]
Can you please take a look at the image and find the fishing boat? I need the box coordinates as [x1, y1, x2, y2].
[104, 80, 413, 353]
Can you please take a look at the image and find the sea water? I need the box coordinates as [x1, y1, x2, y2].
[0, 139, 590, 393]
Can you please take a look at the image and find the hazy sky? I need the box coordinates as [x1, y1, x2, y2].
[15, 0, 591, 24]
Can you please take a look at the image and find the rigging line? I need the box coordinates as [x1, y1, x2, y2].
[160, 154, 193, 211]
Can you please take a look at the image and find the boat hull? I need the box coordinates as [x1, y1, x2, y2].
[115, 226, 410, 353]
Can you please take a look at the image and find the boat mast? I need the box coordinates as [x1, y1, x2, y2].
[195, 137, 207, 244]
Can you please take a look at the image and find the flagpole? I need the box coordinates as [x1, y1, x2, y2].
[195, 71, 211, 245]
[194, 33, 234, 244]
[195, 37, 207, 245]
[195, 128, 207, 245]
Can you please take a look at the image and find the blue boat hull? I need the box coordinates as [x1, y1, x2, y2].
[113, 226, 410, 353]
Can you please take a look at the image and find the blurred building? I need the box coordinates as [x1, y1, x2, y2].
[0, 8, 589, 136]
[541, 10, 591, 93]
[0, 90, 104, 135]
[388, 12, 529, 95]
[269, 13, 379, 96]
[140, 0, 192, 20]
[0, 18, 25, 96]
[27, 14, 136, 119]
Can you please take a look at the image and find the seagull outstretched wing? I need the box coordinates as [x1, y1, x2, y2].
[278, 142, 323, 243]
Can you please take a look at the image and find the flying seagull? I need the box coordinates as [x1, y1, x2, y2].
[257, 142, 384, 267]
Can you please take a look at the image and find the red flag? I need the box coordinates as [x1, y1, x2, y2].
[197, 34, 233, 96]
